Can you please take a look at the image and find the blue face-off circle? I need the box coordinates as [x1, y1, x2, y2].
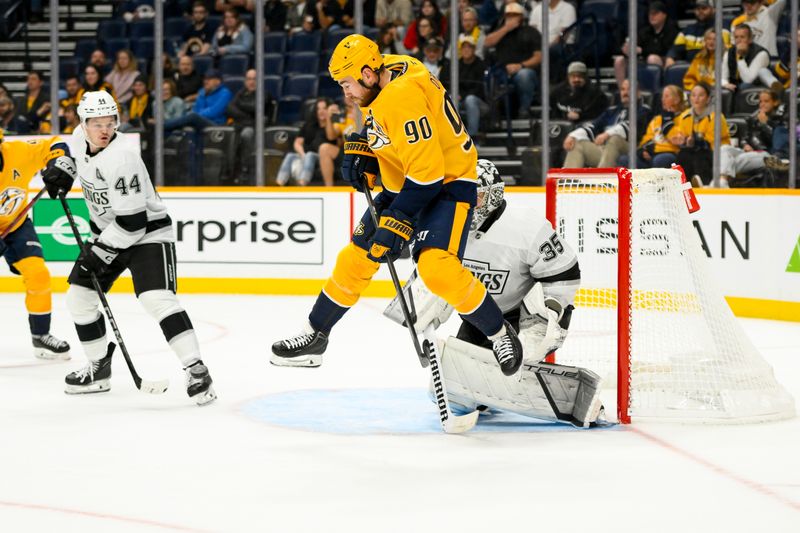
[241, 388, 616, 435]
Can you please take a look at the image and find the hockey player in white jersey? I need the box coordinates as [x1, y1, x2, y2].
[41, 90, 216, 405]
[385, 160, 605, 427]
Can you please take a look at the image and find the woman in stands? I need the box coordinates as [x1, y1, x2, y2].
[683, 28, 717, 91]
[403, 0, 447, 54]
[275, 98, 340, 186]
[673, 82, 730, 186]
[83, 64, 115, 99]
[210, 8, 254, 58]
[622, 84, 687, 169]
[105, 49, 140, 105]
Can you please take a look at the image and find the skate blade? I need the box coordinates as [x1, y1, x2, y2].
[269, 353, 322, 368]
[64, 379, 110, 394]
[35, 348, 71, 361]
[194, 386, 217, 406]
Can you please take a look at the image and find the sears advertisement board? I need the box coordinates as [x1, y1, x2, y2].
[163, 196, 324, 265]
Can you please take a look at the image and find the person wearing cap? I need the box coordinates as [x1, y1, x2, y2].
[550, 61, 608, 125]
[457, 7, 486, 59]
[421, 37, 449, 78]
[164, 68, 233, 132]
[484, 2, 542, 119]
[665, 0, 731, 68]
[452, 34, 489, 140]
[730, 0, 785, 58]
[614, 1, 679, 89]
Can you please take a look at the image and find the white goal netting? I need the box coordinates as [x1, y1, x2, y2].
[548, 168, 795, 423]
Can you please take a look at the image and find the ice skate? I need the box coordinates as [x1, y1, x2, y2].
[185, 360, 216, 406]
[33, 333, 71, 360]
[270, 323, 328, 368]
[65, 343, 114, 394]
[491, 321, 523, 376]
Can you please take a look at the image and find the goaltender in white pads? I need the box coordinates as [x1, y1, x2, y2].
[385, 160, 605, 427]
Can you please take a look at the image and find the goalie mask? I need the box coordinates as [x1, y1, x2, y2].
[471, 159, 504, 232]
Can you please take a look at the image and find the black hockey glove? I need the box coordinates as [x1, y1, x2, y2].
[42, 156, 78, 199]
[367, 209, 414, 263]
[78, 241, 120, 275]
[342, 130, 379, 192]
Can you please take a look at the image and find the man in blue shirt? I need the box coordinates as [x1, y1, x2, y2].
[164, 69, 233, 133]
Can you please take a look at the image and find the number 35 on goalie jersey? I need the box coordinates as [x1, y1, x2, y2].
[363, 55, 477, 196]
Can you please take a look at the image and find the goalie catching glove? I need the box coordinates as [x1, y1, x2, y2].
[368, 209, 414, 263]
[342, 130, 379, 192]
[42, 155, 78, 199]
[519, 282, 569, 363]
[78, 241, 119, 275]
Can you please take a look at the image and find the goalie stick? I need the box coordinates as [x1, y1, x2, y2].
[363, 186, 478, 433]
[59, 195, 169, 395]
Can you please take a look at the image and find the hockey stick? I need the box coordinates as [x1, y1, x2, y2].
[362, 186, 478, 433]
[58, 195, 169, 394]
[0, 189, 46, 239]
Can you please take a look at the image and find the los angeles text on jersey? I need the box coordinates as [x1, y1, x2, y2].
[463, 258, 510, 294]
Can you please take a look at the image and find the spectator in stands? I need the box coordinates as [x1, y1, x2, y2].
[529, 0, 576, 80]
[227, 68, 274, 182]
[550, 61, 608, 124]
[457, 7, 485, 59]
[673, 82, 730, 186]
[484, 2, 541, 119]
[83, 64, 115, 98]
[683, 28, 717, 90]
[665, 0, 731, 68]
[0, 96, 31, 134]
[14, 71, 49, 133]
[275, 98, 340, 186]
[376, 24, 405, 55]
[375, 0, 414, 34]
[175, 55, 204, 103]
[286, 0, 308, 32]
[148, 55, 176, 91]
[614, 1, 680, 89]
[264, 0, 288, 31]
[214, 0, 248, 13]
[404, 0, 447, 53]
[164, 69, 233, 132]
[622, 84, 687, 169]
[180, 1, 215, 57]
[761, 27, 800, 91]
[118, 0, 157, 21]
[105, 49, 141, 105]
[455, 35, 488, 140]
[312, 0, 349, 31]
[421, 38, 449, 78]
[0, 83, 10, 100]
[211, 8, 255, 57]
[88, 49, 110, 76]
[62, 104, 80, 134]
[722, 23, 772, 94]
[730, 0, 785, 58]
[159, 79, 187, 122]
[563, 79, 652, 168]
[318, 100, 351, 186]
[293, 13, 317, 38]
[120, 76, 152, 132]
[60, 76, 84, 110]
[720, 88, 788, 187]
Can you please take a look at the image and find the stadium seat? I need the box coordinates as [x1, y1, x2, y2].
[326, 28, 353, 51]
[289, 30, 322, 52]
[283, 74, 318, 100]
[129, 20, 154, 39]
[776, 36, 789, 62]
[317, 72, 341, 99]
[264, 125, 300, 153]
[638, 63, 663, 93]
[277, 96, 304, 124]
[104, 38, 131, 58]
[206, 15, 222, 33]
[264, 31, 288, 54]
[136, 57, 149, 77]
[74, 39, 98, 61]
[131, 37, 153, 59]
[223, 76, 245, 95]
[192, 55, 213, 76]
[98, 19, 127, 42]
[530, 119, 575, 166]
[264, 53, 284, 75]
[219, 54, 250, 77]
[59, 57, 82, 81]
[663, 62, 689, 88]
[726, 117, 748, 144]
[363, 26, 379, 42]
[721, 89, 733, 116]
[580, 0, 616, 22]
[264, 74, 283, 99]
[202, 126, 237, 185]
[285, 52, 319, 75]
[733, 87, 763, 116]
[165, 17, 190, 40]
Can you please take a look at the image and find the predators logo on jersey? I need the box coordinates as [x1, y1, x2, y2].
[365, 112, 391, 150]
[0, 187, 26, 216]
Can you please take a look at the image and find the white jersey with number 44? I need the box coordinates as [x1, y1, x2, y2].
[464, 203, 580, 314]
[73, 128, 174, 250]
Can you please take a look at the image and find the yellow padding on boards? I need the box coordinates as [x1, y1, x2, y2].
[12, 256, 52, 314]
[323, 242, 380, 307]
[417, 248, 486, 313]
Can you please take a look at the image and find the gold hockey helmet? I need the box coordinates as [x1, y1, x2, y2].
[328, 34, 383, 83]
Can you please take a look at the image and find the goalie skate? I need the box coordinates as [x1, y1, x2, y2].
[185, 361, 216, 406]
[65, 343, 114, 394]
[33, 334, 71, 361]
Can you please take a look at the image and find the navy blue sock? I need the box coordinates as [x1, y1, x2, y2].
[29, 313, 51, 336]
[460, 294, 504, 338]
[308, 292, 349, 335]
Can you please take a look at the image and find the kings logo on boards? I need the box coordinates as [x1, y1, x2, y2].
[32, 199, 91, 261]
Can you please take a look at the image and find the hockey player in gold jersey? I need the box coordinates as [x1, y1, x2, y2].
[272, 34, 524, 376]
[0, 129, 74, 359]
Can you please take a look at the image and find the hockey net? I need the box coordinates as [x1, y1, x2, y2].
[546, 167, 795, 424]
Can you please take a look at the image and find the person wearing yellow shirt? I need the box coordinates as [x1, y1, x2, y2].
[683, 28, 718, 90]
[0, 130, 75, 359]
[621, 84, 687, 169]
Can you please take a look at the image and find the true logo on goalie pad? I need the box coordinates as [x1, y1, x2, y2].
[463, 259, 509, 294]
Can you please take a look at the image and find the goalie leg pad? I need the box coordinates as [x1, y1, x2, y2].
[383, 270, 454, 333]
[440, 337, 605, 427]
